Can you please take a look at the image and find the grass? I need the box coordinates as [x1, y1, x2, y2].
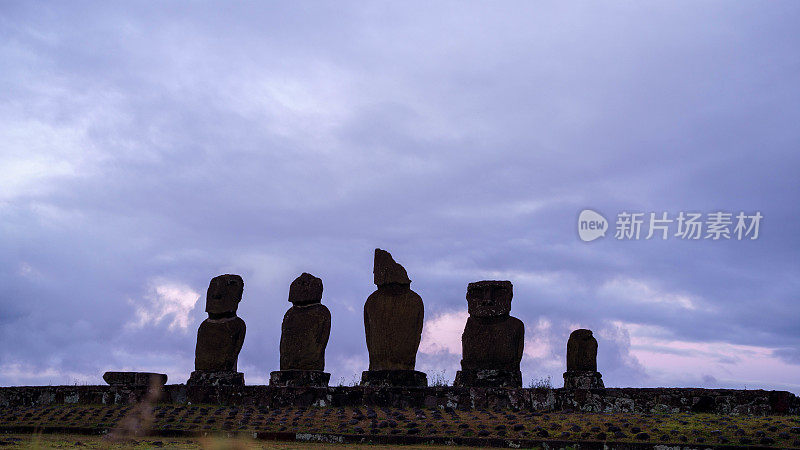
[428, 370, 450, 387]
[527, 376, 552, 390]
[0, 434, 482, 449]
[1, 404, 799, 448]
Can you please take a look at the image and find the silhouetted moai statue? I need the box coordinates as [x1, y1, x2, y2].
[361, 248, 427, 387]
[269, 272, 332, 387]
[454, 280, 524, 387]
[187, 274, 246, 386]
[563, 329, 604, 389]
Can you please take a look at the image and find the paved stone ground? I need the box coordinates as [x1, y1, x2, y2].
[1, 404, 800, 448]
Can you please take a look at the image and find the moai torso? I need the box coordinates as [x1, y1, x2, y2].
[566, 329, 598, 372]
[195, 316, 246, 371]
[460, 280, 524, 372]
[194, 274, 246, 372]
[461, 315, 524, 371]
[364, 249, 424, 371]
[279, 273, 331, 371]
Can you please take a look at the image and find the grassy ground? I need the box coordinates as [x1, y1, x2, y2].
[0, 434, 475, 449]
[1, 404, 799, 447]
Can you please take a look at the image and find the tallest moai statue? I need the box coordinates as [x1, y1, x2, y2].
[361, 249, 427, 387]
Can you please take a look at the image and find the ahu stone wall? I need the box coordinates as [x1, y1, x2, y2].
[1, 385, 797, 416]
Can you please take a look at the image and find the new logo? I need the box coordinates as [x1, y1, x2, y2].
[578, 209, 608, 242]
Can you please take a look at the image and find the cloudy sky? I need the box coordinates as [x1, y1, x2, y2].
[1, 1, 799, 393]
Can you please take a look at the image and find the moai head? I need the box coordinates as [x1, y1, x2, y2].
[288, 272, 323, 306]
[466, 280, 513, 317]
[205, 274, 244, 315]
[373, 248, 411, 286]
[566, 328, 598, 372]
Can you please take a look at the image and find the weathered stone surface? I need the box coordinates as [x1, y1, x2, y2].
[457, 280, 523, 387]
[102, 372, 167, 387]
[187, 370, 244, 386]
[373, 248, 411, 286]
[453, 369, 522, 388]
[205, 274, 244, 315]
[466, 280, 512, 317]
[563, 370, 604, 389]
[364, 249, 423, 372]
[460, 316, 524, 372]
[566, 329, 598, 372]
[194, 316, 246, 371]
[280, 303, 331, 371]
[269, 370, 330, 387]
[288, 272, 323, 306]
[360, 370, 427, 387]
[1, 385, 798, 414]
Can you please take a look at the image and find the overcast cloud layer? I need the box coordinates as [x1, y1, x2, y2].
[1, 1, 799, 393]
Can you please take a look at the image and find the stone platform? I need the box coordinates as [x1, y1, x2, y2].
[454, 369, 522, 388]
[269, 370, 330, 387]
[360, 370, 428, 387]
[563, 370, 604, 389]
[187, 370, 244, 386]
[102, 371, 167, 387]
[0, 385, 797, 415]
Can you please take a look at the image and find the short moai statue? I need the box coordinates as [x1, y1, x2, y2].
[454, 280, 524, 387]
[562, 329, 604, 389]
[187, 274, 246, 386]
[269, 272, 332, 387]
[361, 248, 427, 387]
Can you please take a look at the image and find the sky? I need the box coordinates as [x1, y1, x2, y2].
[1, 1, 799, 393]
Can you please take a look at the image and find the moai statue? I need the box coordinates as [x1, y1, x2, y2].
[187, 274, 246, 386]
[563, 329, 604, 389]
[269, 272, 332, 387]
[361, 248, 427, 387]
[453, 280, 524, 387]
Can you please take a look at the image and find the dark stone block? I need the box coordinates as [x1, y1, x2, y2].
[269, 370, 330, 387]
[360, 370, 428, 387]
[691, 395, 715, 412]
[102, 372, 167, 387]
[187, 370, 244, 386]
[364, 249, 423, 371]
[563, 370, 604, 389]
[453, 369, 522, 388]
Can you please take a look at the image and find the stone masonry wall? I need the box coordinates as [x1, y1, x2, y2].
[0, 385, 797, 415]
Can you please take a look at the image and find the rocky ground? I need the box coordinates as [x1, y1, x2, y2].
[1, 404, 799, 448]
